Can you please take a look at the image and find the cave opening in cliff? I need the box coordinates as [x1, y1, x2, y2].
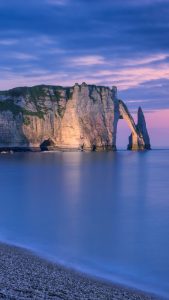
[40, 138, 56, 151]
[116, 119, 131, 150]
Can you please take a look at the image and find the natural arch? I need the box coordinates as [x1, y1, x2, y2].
[118, 100, 139, 150]
[116, 100, 151, 150]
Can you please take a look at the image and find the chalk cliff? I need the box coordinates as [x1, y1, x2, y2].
[0, 83, 151, 151]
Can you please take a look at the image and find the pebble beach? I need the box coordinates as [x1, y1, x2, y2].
[0, 243, 162, 300]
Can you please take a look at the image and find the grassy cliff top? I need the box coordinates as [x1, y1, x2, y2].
[0, 85, 67, 99]
[0, 85, 74, 119]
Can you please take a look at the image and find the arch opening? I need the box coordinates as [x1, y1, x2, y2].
[116, 119, 131, 150]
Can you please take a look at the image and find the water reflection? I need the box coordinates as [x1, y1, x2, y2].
[0, 151, 169, 297]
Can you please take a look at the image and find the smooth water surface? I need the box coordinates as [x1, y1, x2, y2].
[0, 151, 169, 298]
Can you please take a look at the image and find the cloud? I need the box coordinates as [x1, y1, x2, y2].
[0, 38, 18, 46]
[0, 0, 169, 113]
[118, 0, 169, 6]
[118, 78, 169, 111]
[125, 99, 152, 103]
[123, 54, 169, 66]
[46, 0, 68, 5]
[113, 64, 169, 90]
[83, 55, 169, 90]
[3, 52, 38, 61]
[11, 53, 38, 61]
[70, 55, 106, 66]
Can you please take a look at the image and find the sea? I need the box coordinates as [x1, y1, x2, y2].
[0, 150, 169, 298]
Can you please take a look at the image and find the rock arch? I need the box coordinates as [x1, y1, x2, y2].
[118, 100, 151, 150]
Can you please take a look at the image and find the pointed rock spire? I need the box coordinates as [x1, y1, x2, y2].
[137, 107, 151, 150]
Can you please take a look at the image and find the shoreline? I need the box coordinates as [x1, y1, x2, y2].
[0, 147, 168, 154]
[0, 144, 151, 153]
[0, 242, 163, 300]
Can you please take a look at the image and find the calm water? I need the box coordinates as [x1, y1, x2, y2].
[0, 151, 169, 298]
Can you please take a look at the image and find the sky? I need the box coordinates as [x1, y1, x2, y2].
[0, 0, 169, 148]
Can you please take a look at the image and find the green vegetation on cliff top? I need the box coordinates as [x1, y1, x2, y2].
[0, 85, 73, 118]
[0, 85, 72, 100]
[0, 100, 44, 119]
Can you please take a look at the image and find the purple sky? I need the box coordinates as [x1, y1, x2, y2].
[0, 0, 169, 148]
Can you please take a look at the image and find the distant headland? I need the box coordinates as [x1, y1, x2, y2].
[0, 83, 150, 152]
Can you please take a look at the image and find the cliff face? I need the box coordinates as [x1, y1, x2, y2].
[0, 83, 150, 151]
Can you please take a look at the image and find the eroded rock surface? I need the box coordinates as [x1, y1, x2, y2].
[0, 83, 151, 151]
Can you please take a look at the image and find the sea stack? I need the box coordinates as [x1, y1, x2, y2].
[0, 83, 151, 151]
[128, 107, 151, 150]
